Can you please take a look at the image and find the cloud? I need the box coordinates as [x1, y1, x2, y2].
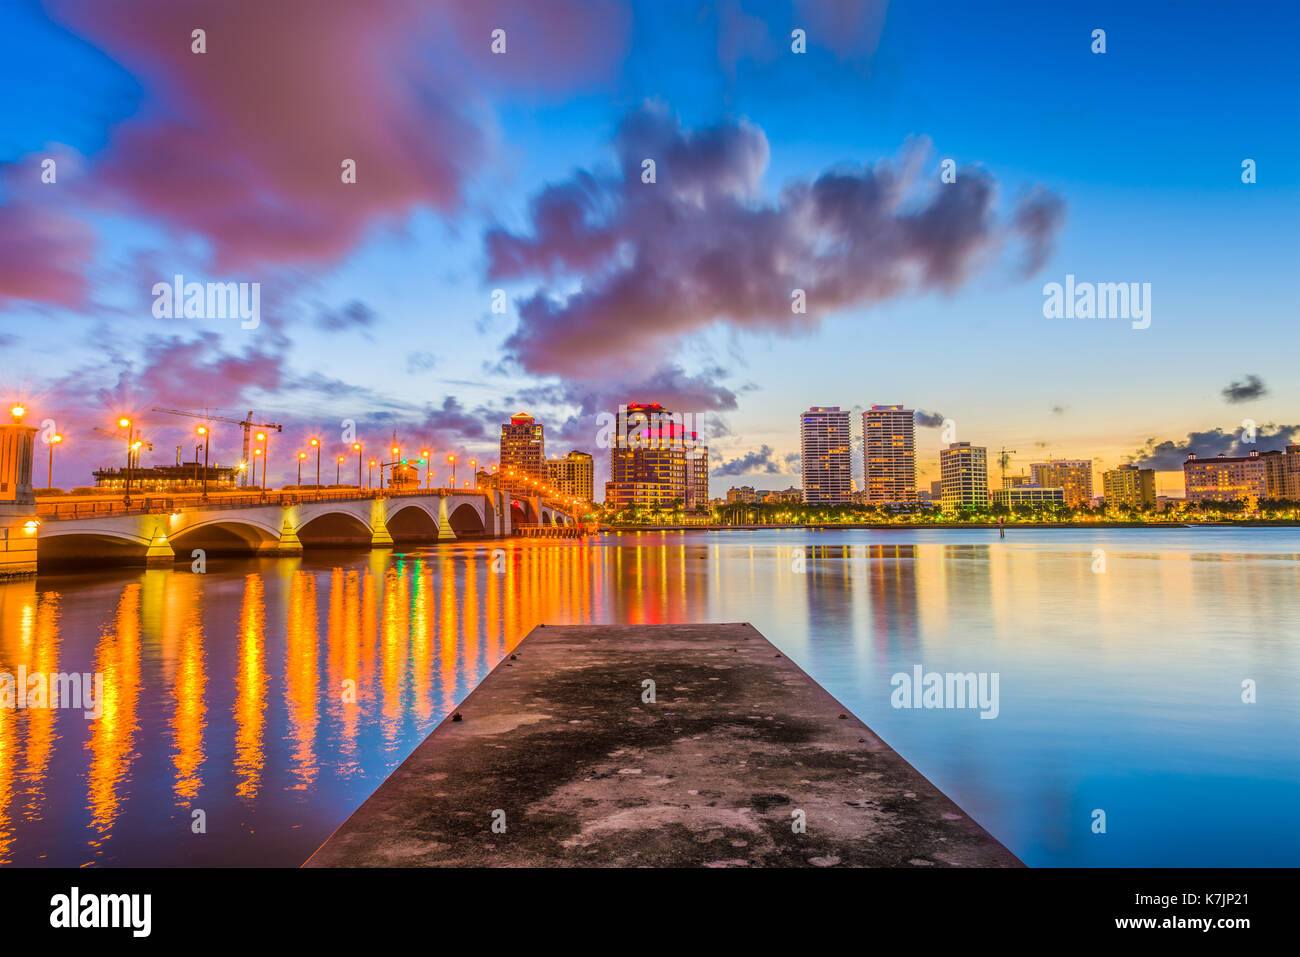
[406, 351, 437, 374]
[315, 300, 377, 333]
[1128, 423, 1300, 470]
[0, 152, 96, 308]
[783, 451, 801, 474]
[914, 409, 945, 427]
[490, 103, 1063, 376]
[1221, 374, 1268, 404]
[791, 0, 889, 61]
[712, 444, 781, 476]
[515, 363, 741, 447]
[30, 0, 628, 275]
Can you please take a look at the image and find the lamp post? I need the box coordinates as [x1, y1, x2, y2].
[193, 443, 203, 484]
[470, 459, 477, 489]
[448, 454, 456, 489]
[297, 451, 306, 485]
[118, 417, 134, 505]
[368, 459, 376, 488]
[310, 437, 320, 487]
[336, 455, 344, 485]
[196, 425, 211, 500]
[47, 432, 62, 489]
[353, 443, 362, 488]
[391, 444, 400, 488]
[422, 450, 430, 489]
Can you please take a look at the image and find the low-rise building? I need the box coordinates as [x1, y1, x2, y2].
[1183, 451, 1267, 503]
[992, 486, 1065, 507]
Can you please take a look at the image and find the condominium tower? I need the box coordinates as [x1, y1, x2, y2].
[1102, 464, 1156, 509]
[863, 405, 917, 503]
[1030, 459, 1094, 508]
[939, 442, 989, 509]
[800, 406, 852, 505]
[545, 450, 595, 502]
[500, 411, 545, 500]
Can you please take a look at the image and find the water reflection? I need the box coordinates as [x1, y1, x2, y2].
[0, 530, 1296, 867]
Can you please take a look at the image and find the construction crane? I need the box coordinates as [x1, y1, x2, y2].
[152, 408, 282, 486]
[997, 447, 1017, 490]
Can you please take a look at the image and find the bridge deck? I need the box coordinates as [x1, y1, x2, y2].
[306, 622, 1021, 868]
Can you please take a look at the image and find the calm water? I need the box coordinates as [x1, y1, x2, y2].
[0, 528, 1296, 867]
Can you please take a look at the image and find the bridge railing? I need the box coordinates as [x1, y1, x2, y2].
[35, 486, 492, 521]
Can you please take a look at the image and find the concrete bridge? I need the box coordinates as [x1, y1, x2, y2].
[23, 488, 576, 571]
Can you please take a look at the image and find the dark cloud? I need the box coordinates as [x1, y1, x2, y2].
[1128, 424, 1300, 470]
[1221, 375, 1268, 404]
[489, 103, 1064, 377]
[315, 300, 377, 333]
[18, 0, 628, 281]
[712, 444, 781, 477]
[914, 409, 946, 427]
[783, 451, 802, 474]
[1051, 404, 1067, 415]
[515, 363, 741, 447]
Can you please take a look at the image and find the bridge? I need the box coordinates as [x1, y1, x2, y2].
[5, 486, 577, 575]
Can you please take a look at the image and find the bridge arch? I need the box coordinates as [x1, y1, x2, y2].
[297, 511, 373, 547]
[170, 518, 280, 555]
[387, 502, 440, 543]
[447, 502, 487, 538]
[37, 530, 152, 566]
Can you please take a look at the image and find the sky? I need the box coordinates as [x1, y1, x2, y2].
[1, 0, 1297, 498]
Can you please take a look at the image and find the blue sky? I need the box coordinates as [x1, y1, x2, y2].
[1, 0, 1297, 495]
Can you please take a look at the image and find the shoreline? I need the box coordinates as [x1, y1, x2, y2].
[600, 520, 1300, 532]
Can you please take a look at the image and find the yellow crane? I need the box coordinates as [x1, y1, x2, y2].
[152, 408, 282, 486]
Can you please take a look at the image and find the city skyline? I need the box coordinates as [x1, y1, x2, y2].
[3, 2, 1298, 501]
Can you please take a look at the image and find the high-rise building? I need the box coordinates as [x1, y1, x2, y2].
[500, 411, 545, 500]
[1183, 451, 1266, 503]
[685, 446, 709, 509]
[605, 402, 704, 508]
[1102, 464, 1156, 509]
[1030, 459, 1094, 508]
[546, 450, 594, 502]
[863, 405, 917, 503]
[800, 406, 852, 505]
[939, 442, 988, 509]
[1260, 445, 1300, 499]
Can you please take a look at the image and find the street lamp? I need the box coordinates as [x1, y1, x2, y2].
[448, 454, 456, 488]
[337, 455, 345, 485]
[297, 451, 306, 485]
[368, 459, 376, 488]
[46, 432, 62, 489]
[470, 459, 477, 489]
[422, 450, 430, 489]
[353, 443, 362, 487]
[196, 425, 211, 500]
[310, 437, 320, 487]
[118, 417, 135, 505]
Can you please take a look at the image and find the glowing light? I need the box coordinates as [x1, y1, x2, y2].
[118, 417, 131, 428]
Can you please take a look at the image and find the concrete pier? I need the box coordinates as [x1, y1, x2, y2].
[306, 623, 1021, 867]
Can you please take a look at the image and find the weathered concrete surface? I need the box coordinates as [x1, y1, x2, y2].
[306, 623, 1022, 867]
